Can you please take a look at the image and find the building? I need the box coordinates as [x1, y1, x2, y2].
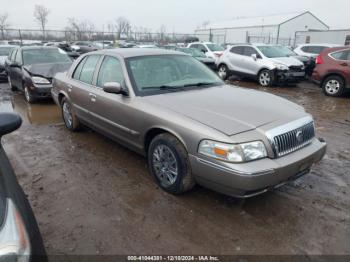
[295, 29, 350, 46]
[195, 11, 329, 46]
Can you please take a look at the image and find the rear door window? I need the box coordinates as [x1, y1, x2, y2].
[243, 46, 258, 57]
[73, 57, 87, 80]
[230, 46, 244, 55]
[10, 49, 18, 61]
[78, 55, 101, 84]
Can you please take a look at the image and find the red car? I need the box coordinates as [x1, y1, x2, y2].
[312, 46, 350, 96]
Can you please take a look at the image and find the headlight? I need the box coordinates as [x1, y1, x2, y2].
[272, 62, 289, 71]
[32, 76, 50, 84]
[0, 199, 31, 261]
[198, 140, 267, 163]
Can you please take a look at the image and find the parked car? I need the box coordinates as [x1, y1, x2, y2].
[44, 42, 80, 59]
[187, 42, 225, 62]
[5, 46, 73, 103]
[52, 49, 326, 198]
[136, 44, 159, 48]
[0, 45, 17, 81]
[0, 113, 47, 261]
[294, 44, 340, 58]
[71, 41, 100, 54]
[93, 41, 114, 49]
[177, 47, 216, 70]
[217, 44, 305, 86]
[273, 45, 315, 76]
[312, 46, 350, 97]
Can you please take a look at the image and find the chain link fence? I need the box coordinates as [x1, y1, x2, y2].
[0, 29, 210, 45]
[247, 34, 296, 47]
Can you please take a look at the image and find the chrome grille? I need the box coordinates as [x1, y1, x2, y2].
[273, 122, 315, 157]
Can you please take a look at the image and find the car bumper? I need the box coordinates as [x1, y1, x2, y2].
[28, 84, 53, 98]
[189, 138, 327, 198]
[276, 70, 305, 83]
[0, 67, 6, 80]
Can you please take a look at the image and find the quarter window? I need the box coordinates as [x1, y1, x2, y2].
[97, 56, 124, 87]
[78, 55, 100, 84]
[10, 49, 17, 61]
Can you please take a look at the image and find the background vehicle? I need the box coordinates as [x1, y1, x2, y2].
[312, 46, 350, 96]
[0, 45, 17, 81]
[217, 44, 305, 86]
[294, 43, 340, 58]
[44, 42, 80, 59]
[5, 46, 72, 103]
[177, 47, 216, 70]
[52, 49, 326, 198]
[71, 41, 101, 54]
[0, 113, 47, 261]
[187, 42, 224, 62]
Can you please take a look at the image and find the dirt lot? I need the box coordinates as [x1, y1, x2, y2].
[0, 80, 349, 256]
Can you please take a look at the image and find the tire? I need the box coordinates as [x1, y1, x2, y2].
[61, 97, 80, 131]
[218, 64, 229, 80]
[148, 133, 196, 195]
[7, 75, 17, 91]
[322, 75, 346, 97]
[24, 86, 35, 103]
[258, 69, 274, 87]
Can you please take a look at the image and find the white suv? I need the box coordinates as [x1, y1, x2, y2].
[187, 42, 224, 62]
[217, 44, 305, 86]
[294, 44, 340, 58]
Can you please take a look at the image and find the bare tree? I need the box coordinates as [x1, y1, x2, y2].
[201, 20, 210, 29]
[0, 13, 10, 40]
[66, 18, 96, 40]
[114, 17, 130, 39]
[33, 5, 50, 37]
[158, 25, 167, 42]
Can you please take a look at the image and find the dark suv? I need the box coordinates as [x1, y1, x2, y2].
[312, 47, 350, 96]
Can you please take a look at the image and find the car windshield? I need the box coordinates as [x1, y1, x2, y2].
[0, 47, 14, 56]
[257, 46, 290, 58]
[126, 55, 223, 95]
[22, 48, 72, 65]
[179, 48, 206, 58]
[274, 46, 297, 56]
[206, 44, 224, 52]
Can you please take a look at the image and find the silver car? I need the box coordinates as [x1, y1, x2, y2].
[217, 44, 306, 86]
[52, 49, 326, 198]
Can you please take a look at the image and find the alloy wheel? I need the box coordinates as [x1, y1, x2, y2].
[259, 71, 271, 86]
[152, 144, 178, 187]
[218, 66, 227, 80]
[24, 87, 31, 102]
[62, 101, 73, 128]
[325, 79, 340, 95]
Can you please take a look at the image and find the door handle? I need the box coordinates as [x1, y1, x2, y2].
[340, 63, 348, 67]
[67, 84, 73, 93]
[89, 93, 97, 102]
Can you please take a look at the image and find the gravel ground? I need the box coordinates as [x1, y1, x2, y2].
[0, 80, 349, 256]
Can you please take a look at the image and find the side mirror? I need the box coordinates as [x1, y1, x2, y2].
[10, 61, 20, 68]
[251, 54, 258, 61]
[103, 82, 124, 95]
[0, 113, 22, 137]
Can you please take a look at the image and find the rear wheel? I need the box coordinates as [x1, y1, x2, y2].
[322, 75, 346, 97]
[258, 69, 274, 87]
[61, 97, 80, 131]
[148, 133, 195, 195]
[218, 64, 229, 80]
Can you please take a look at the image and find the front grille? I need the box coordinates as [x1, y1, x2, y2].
[289, 66, 304, 72]
[273, 122, 315, 157]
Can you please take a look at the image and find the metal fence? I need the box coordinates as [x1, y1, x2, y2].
[247, 34, 296, 47]
[0, 28, 210, 45]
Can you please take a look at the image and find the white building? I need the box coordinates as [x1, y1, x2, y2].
[295, 29, 350, 46]
[195, 11, 329, 46]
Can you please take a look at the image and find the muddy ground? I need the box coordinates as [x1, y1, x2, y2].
[0, 80, 349, 256]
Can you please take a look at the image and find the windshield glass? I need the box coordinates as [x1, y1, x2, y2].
[206, 44, 224, 52]
[274, 46, 297, 56]
[257, 46, 290, 58]
[23, 48, 72, 65]
[126, 55, 223, 96]
[178, 48, 206, 58]
[0, 47, 14, 56]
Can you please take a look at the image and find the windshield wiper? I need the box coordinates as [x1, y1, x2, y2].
[183, 82, 219, 87]
[142, 85, 184, 91]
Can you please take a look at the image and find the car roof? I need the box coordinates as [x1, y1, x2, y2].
[321, 46, 350, 53]
[298, 43, 341, 47]
[92, 48, 188, 58]
[19, 46, 60, 51]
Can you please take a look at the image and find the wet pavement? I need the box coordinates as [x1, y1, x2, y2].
[0, 80, 349, 255]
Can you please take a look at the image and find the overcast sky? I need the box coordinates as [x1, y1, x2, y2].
[2, 0, 350, 33]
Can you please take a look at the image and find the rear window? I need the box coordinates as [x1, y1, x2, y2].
[0, 47, 13, 56]
[301, 46, 326, 54]
[22, 48, 71, 65]
[330, 50, 350, 61]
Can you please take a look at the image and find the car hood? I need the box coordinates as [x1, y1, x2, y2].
[292, 55, 309, 63]
[23, 62, 72, 78]
[144, 85, 306, 136]
[271, 57, 304, 67]
[196, 57, 215, 63]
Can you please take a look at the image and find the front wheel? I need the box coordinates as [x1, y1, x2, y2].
[8, 76, 17, 91]
[322, 76, 345, 97]
[61, 97, 80, 131]
[258, 69, 274, 87]
[148, 133, 195, 195]
[24, 86, 35, 103]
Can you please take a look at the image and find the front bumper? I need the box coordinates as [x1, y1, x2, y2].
[28, 84, 53, 98]
[189, 138, 327, 198]
[0, 66, 6, 80]
[275, 70, 305, 83]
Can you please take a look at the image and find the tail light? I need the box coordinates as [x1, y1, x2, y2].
[215, 53, 223, 58]
[315, 55, 323, 65]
